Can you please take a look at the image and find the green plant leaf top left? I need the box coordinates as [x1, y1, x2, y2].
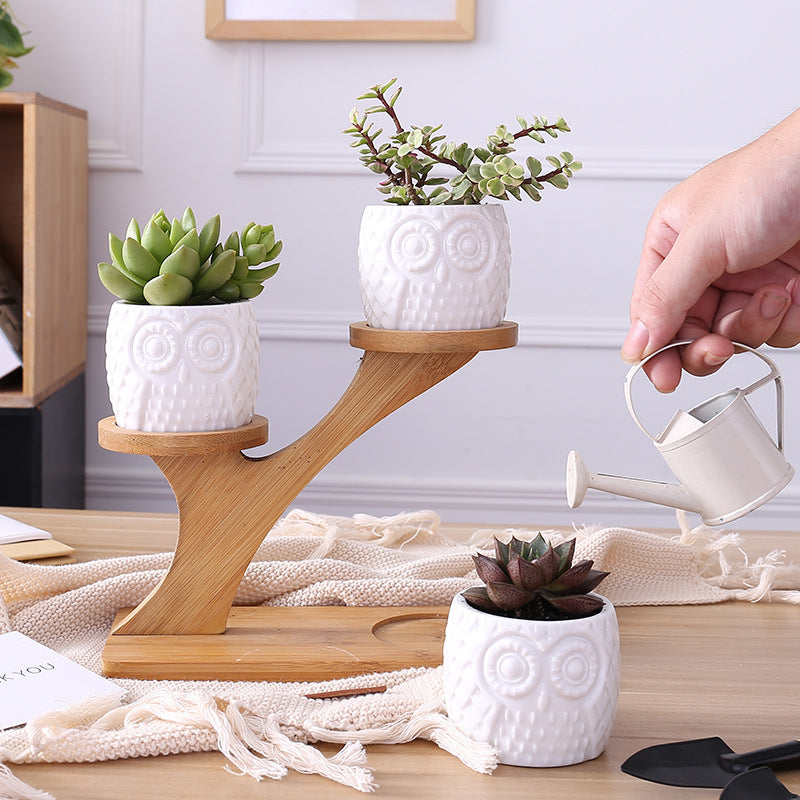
[98, 208, 283, 305]
[0, 3, 34, 89]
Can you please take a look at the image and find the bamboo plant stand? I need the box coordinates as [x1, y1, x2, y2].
[98, 322, 518, 681]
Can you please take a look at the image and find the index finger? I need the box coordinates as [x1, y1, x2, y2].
[627, 221, 728, 360]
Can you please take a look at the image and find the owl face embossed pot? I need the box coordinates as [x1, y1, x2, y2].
[442, 592, 620, 767]
[357, 204, 511, 331]
[105, 300, 260, 432]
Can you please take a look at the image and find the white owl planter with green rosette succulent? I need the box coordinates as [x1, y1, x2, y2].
[346, 78, 582, 331]
[442, 534, 620, 768]
[98, 207, 281, 433]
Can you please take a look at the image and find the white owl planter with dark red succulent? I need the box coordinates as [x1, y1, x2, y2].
[98, 207, 281, 433]
[442, 535, 620, 768]
[358, 204, 511, 331]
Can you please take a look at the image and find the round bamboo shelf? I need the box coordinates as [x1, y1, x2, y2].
[349, 321, 518, 353]
[97, 414, 269, 456]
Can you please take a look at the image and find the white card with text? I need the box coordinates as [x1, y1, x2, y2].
[0, 632, 124, 730]
[0, 513, 52, 545]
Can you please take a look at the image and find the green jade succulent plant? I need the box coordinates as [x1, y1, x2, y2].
[98, 207, 282, 305]
[463, 534, 609, 621]
[345, 78, 582, 205]
[0, 3, 33, 89]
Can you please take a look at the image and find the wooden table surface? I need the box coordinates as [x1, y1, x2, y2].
[4, 506, 800, 799]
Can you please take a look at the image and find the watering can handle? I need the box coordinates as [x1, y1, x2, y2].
[623, 340, 786, 451]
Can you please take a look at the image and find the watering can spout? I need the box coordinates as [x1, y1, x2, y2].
[566, 450, 702, 515]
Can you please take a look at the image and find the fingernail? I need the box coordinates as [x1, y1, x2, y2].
[760, 291, 789, 319]
[621, 319, 650, 363]
[704, 352, 729, 367]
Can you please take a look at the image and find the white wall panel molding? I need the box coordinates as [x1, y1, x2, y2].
[88, 304, 627, 348]
[88, 0, 144, 171]
[238, 49, 710, 181]
[88, 306, 800, 354]
[85, 465, 800, 531]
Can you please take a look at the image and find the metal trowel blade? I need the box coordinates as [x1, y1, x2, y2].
[621, 737, 738, 788]
[720, 768, 799, 800]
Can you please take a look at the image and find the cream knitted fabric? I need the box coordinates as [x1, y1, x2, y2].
[1, 508, 799, 799]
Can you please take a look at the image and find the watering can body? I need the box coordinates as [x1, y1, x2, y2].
[567, 343, 794, 526]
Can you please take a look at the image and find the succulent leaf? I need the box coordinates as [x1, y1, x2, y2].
[544, 593, 604, 617]
[244, 262, 279, 282]
[526, 533, 550, 559]
[507, 555, 545, 592]
[98, 262, 144, 303]
[169, 218, 185, 247]
[546, 559, 594, 593]
[473, 553, 508, 585]
[143, 273, 193, 305]
[141, 219, 173, 264]
[126, 217, 141, 242]
[571, 569, 611, 595]
[553, 539, 576, 573]
[486, 581, 532, 612]
[244, 242, 267, 266]
[108, 233, 126, 271]
[536, 545, 561, 584]
[159, 245, 200, 281]
[198, 214, 221, 264]
[213, 280, 240, 302]
[462, 586, 497, 614]
[173, 228, 200, 254]
[237, 282, 264, 299]
[494, 537, 510, 565]
[232, 255, 250, 281]
[181, 206, 197, 231]
[194, 249, 236, 295]
[122, 237, 160, 281]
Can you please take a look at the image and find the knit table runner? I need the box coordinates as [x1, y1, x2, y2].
[2, 509, 799, 798]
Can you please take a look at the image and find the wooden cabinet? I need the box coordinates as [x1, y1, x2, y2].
[0, 92, 88, 407]
[0, 93, 87, 507]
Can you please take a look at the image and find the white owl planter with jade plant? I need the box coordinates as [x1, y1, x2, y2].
[98, 207, 282, 433]
[346, 78, 582, 331]
[358, 204, 511, 330]
[442, 534, 620, 768]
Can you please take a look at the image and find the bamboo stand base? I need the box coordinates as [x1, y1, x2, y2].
[99, 322, 517, 681]
[103, 606, 451, 682]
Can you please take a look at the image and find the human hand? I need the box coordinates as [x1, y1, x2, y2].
[621, 108, 800, 391]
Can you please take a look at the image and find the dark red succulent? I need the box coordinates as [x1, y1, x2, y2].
[462, 533, 609, 621]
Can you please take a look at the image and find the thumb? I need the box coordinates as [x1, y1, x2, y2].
[622, 226, 726, 362]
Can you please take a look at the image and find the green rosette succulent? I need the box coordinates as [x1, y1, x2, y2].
[345, 78, 582, 205]
[463, 533, 609, 621]
[98, 207, 282, 305]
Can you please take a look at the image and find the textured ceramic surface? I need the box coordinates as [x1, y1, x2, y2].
[442, 592, 620, 767]
[105, 301, 260, 432]
[358, 204, 511, 330]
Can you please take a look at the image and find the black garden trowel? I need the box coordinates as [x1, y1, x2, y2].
[621, 737, 800, 788]
[720, 767, 799, 800]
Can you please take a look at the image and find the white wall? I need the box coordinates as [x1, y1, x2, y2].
[11, 0, 800, 529]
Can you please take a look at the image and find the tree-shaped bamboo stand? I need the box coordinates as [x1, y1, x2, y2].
[99, 322, 517, 681]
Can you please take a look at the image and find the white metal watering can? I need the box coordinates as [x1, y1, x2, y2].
[566, 341, 794, 526]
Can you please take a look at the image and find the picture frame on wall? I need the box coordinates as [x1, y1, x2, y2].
[205, 0, 475, 41]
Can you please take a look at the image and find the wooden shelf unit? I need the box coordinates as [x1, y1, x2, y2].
[0, 93, 88, 407]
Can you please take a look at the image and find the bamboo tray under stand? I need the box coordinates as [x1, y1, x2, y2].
[98, 322, 518, 682]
